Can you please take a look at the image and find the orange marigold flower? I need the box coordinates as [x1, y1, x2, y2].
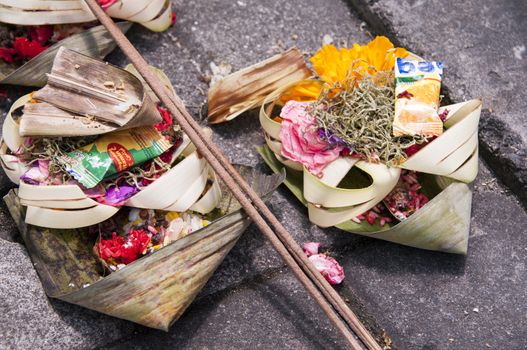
[278, 80, 324, 105]
[312, 36, 407, 85]
[281, 36, 408, 102]
[310, 43, 362, 86]
[356, 36, 408, 73]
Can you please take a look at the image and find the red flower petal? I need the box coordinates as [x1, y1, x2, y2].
[30, 26, 53, 45]
[154, 104, 173, 131]
[438, 109, 449, 122]
[13, 37, 47, 60]
[0, 47, 17, 63]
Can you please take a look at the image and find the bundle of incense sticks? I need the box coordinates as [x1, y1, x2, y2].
[83, 1, 382, 348]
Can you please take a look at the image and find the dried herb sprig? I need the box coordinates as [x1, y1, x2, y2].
[109, 155, 172, 190]
[21, 136, 96, 182]
[312, 71, 429, 166]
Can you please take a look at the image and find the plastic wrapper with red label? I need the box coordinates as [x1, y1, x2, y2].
[60, 126, 172, 188]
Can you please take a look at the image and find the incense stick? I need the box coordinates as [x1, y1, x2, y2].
[83, 1, 382, 348]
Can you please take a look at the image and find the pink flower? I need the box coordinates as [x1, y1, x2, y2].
[308, 254, 345, 285]
[97, 0, 118, 10]
[20, 160, 49, 184]
[279, 101, 343, 177]
[303, 242, 321, 256]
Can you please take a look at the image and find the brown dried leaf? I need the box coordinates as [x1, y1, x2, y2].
[207, 48, 311, 124]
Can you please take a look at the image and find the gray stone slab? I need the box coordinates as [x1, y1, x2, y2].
[0, 200, 20, 242]
[335, 162, 527, 349]
[346, 0, 527, 206]
[104, 271, 351, 350]
[0, 239, 137, 350]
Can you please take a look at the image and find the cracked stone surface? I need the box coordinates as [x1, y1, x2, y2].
[0, 240, 137, 350]
[0, 0, 526, 349]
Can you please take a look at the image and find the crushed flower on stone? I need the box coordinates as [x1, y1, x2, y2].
[302, 242, 345, 285]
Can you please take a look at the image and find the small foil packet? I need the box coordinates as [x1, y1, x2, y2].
[393, 58, 444, 137]
[61, 126, 172, 188]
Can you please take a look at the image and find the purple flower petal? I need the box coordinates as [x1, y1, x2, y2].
[20, 160, 49, 185]
[101, 185, 138, 206]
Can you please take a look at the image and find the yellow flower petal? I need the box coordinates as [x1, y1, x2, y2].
[311, 36, 407, 86]
[165, 211, 180, 221]
[279, 37, 407, 102]
[279, 80, 324, 104]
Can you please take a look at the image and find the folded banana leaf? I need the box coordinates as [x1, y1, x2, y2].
[0, 22, 132, 87]
[257, 145, 471, 255]
[0, 0, 172, 32]
[4, 165, 284, 330]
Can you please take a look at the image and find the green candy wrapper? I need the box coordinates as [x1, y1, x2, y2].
[61, 127, 172, 188]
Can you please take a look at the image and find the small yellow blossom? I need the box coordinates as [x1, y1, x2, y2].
[165, 211, 180, 221]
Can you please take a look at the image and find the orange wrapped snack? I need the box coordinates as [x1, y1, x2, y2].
[393, 58, 443, 137]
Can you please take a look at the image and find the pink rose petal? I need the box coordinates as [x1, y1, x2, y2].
[308, 253, 345, 285]
[303, 242, 321, 256]
[279, 101, 342, 177]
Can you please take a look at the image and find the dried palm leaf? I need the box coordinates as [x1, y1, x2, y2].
[21, 47, 162, 135]
[207, 48, 312, 124]
[3, 165, 284, 330]
[0, 22, 132, 87]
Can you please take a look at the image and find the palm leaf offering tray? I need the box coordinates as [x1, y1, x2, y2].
[0, 48, 224, 229]
[208, 36, 482, 254]
[4, 165, 283, 330]
[0, 46, 285, 329]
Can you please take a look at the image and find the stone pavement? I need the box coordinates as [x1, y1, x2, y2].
[1, 0, 526, 349]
